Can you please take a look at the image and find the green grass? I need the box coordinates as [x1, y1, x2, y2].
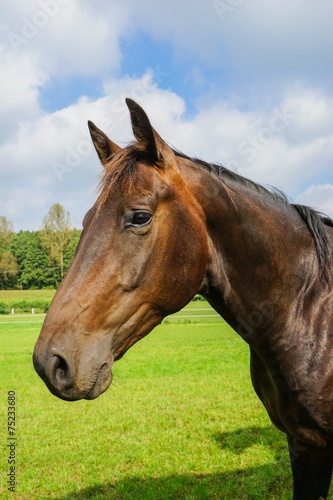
[164, 300, 222, 323]
[0, 290, 55, 302]
[0, 310, 324, 499]
[0, 290, 55, 315]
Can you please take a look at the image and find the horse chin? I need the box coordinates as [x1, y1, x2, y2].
[84, 364, 113, 400]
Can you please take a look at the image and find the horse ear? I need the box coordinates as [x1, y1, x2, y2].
[125, 98, 174, 165]
[88, 121, 121, 167]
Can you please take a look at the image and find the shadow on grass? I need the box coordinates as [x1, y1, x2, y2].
[214, 424, 287, 457]
[56, 468, 290, 500]
[57, 426, 291, 500]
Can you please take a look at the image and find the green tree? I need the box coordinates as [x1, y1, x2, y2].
[0, 216, 14, 252]
[64, 228, 82, 271]
[11, 231, 55, 289]
[0, 216, 18, 289]
[0, 251, 18, 289]
[40, 204, 72, 279]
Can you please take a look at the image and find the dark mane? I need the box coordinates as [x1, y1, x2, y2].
[98, 145, 333, 282]
[174, 150, 333, 282]
[174, 149, 291, 207]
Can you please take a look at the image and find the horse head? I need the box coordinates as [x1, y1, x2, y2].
[33, 99, 208, 400]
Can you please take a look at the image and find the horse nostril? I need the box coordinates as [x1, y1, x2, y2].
[52, 353, 74, 391]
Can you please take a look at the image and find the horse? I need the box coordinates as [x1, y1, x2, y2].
[33, 98, 333, 499]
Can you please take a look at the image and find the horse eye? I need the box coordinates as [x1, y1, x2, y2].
[130, 211, 152, 226]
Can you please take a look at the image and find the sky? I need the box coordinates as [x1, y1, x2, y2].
[1, 0, 333, 231]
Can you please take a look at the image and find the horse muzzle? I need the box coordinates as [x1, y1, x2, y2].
[33, 342, 113, 401]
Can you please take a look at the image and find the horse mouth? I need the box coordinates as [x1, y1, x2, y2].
[84, 364, 112, 400]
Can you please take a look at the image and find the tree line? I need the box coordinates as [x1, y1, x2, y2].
[0, 204, 81, 290]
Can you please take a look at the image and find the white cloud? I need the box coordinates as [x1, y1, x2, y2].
[296, 184, 333, 217]
[0, 45, 46, 140]
[112, 0, 333, 96]
[2, 0, 127, 78]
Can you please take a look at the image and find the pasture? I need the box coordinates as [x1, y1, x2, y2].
[1, 300, 309, 499]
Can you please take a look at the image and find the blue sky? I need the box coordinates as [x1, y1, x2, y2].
[41, 32, 228, 116]
[1, 0, 333, 230]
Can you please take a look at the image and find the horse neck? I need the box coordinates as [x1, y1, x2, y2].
[186, 168, 317, 343]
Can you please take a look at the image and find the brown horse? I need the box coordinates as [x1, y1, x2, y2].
[33, 99, 333, 499]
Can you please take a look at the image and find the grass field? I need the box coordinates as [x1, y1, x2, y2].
[1, 299, 329, 499]
[0, 290, 56, 315]
[0, 290, 56, 302]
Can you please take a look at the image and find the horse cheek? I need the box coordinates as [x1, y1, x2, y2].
[171, 215, 207, 307]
